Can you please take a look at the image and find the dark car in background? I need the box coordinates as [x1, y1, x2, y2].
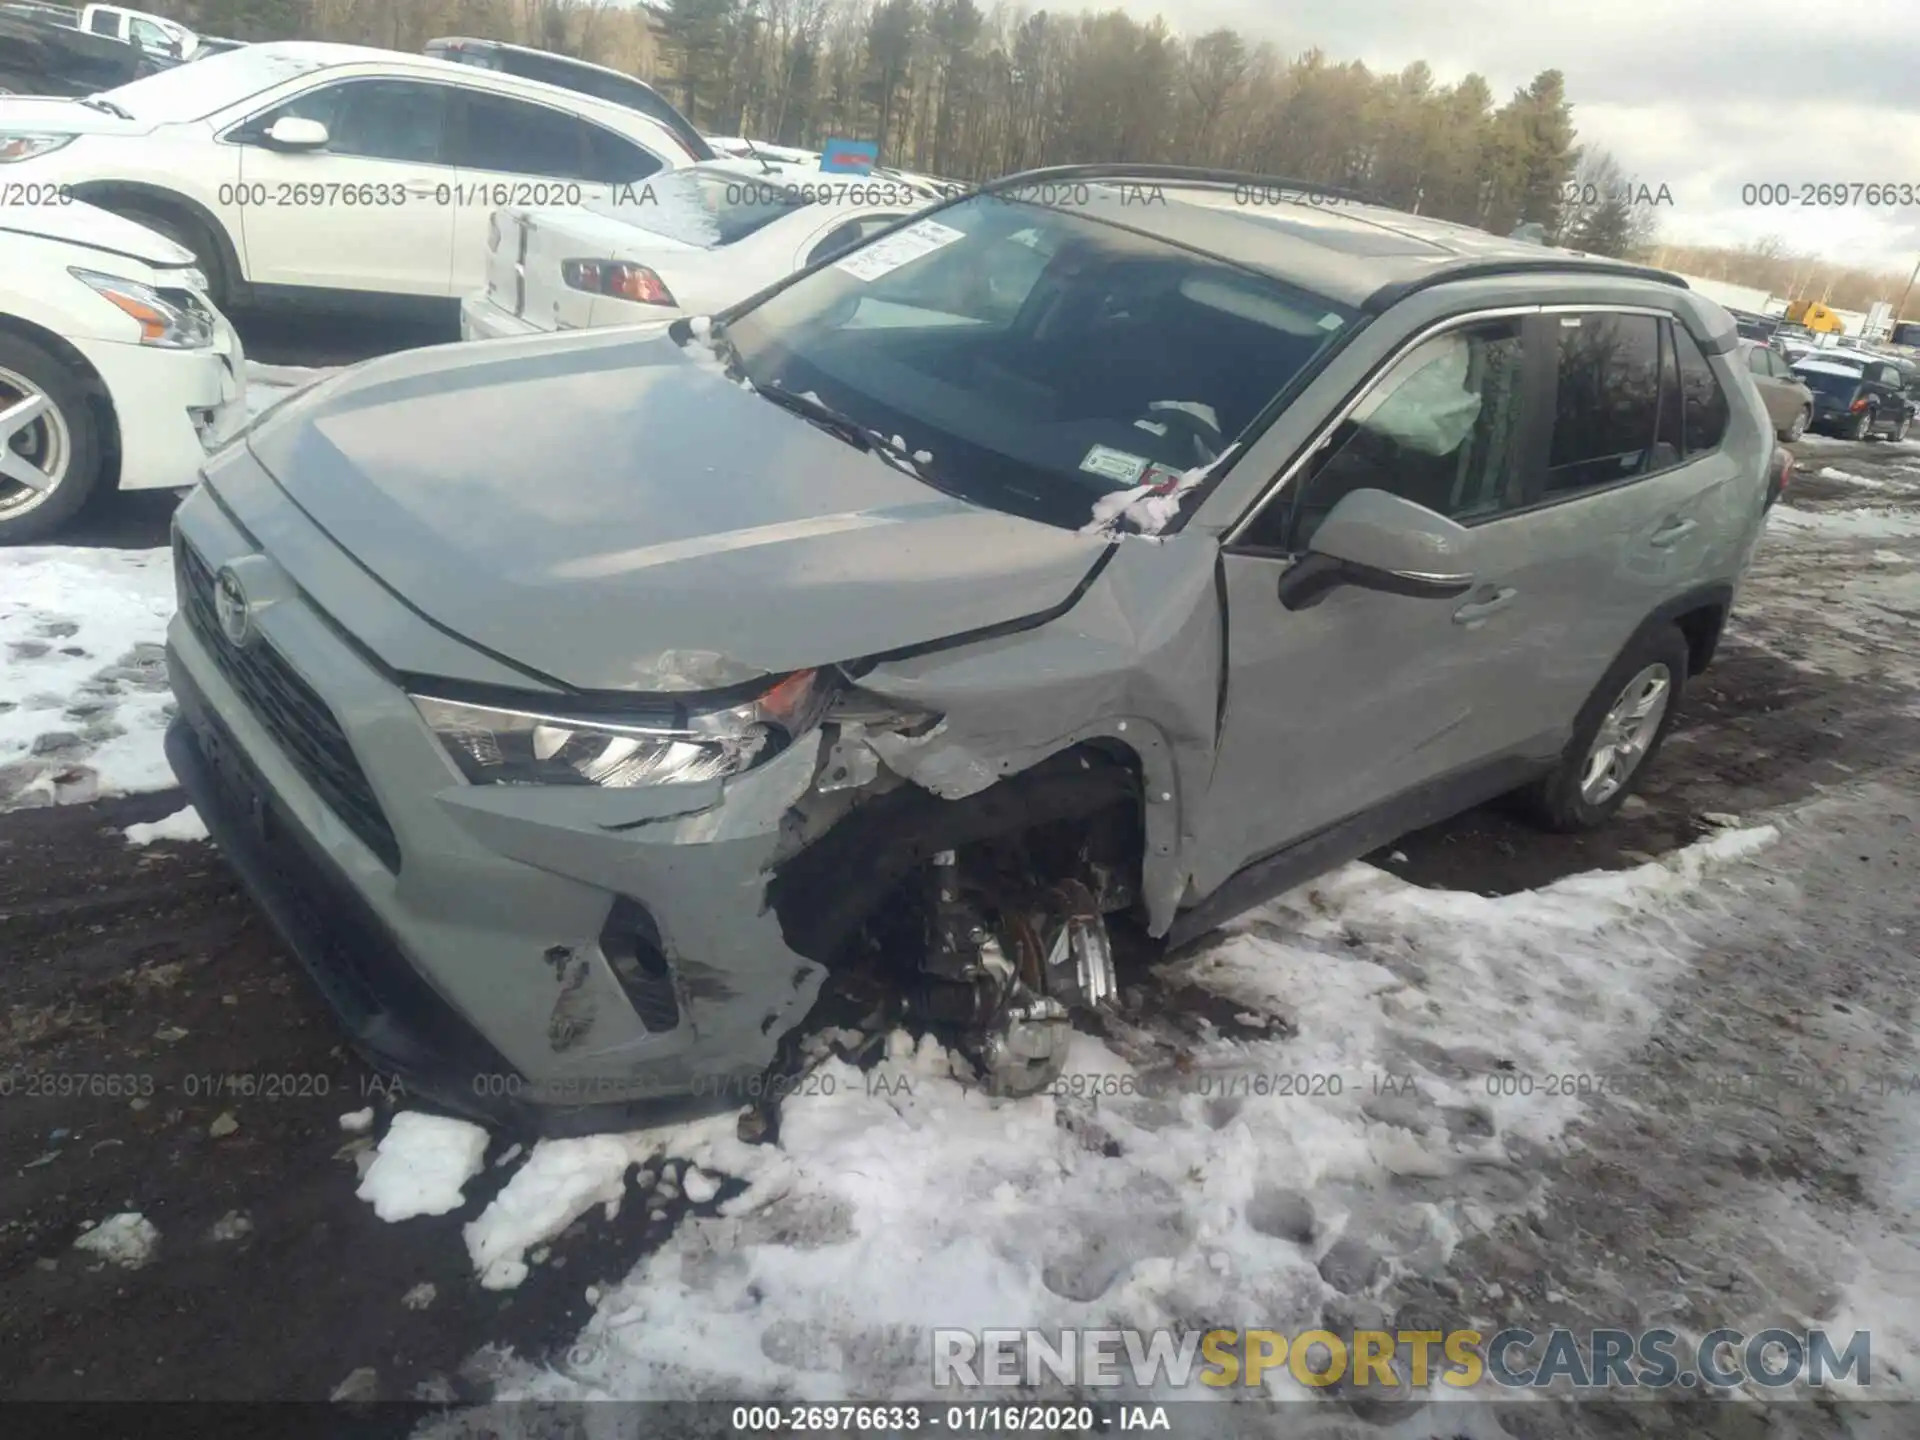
[1791, 352, 1918, 441]
[425, 36, 712, 163]
[0, 2, 171, 94]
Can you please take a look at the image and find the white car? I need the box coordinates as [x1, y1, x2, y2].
[0, 198, 245, 542]
[0, 41, 702, 309]
[461, 162, 940, 339]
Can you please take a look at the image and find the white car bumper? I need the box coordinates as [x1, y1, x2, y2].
[71, 318, 248, 492]
[461, 292, 547, 341]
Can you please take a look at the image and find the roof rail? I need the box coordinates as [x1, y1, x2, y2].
[1363, 257, 1690, 313]
[968, 163, 1380, 206]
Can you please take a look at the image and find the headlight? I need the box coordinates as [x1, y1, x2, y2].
[69, 268, 214, 349]
[0, 133, 74, 163]
[411, 669, 834, 787]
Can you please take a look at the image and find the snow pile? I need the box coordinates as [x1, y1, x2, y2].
[74, 1212, 158, 1267]
[488, 826, 1780, 1402]
[0, 546, 176, 812]
[122, 805, 206, 847]
[463, 1121, 746, 1291]
[356, 1112, 491, 1222]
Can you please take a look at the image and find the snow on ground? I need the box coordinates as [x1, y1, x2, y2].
[471, 826, 1781, 1403]
[356, 1112, 491, 1222]
[0, 547, 176, 812]
[73, 1212, 158, 1268]
[0, 362, 341, 815]
[121, 805, 206, 846]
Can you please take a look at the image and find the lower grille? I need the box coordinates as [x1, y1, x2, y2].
[175, 537, 402, 871]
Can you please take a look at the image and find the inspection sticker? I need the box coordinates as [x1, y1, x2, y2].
[1079, 445, 1150, 485]
[834, 219, 966, 280]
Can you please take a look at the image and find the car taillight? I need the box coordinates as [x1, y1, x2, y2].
[1851, 396, 1870, 411]
[561, 259, 676, 306]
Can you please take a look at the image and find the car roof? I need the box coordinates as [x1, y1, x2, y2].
[110, 40, 687, 139]
[978, 169, 1689, 312]
[427, 35, 671, 94]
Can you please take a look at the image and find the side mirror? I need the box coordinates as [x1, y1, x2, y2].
[1276, 488, 1476, 611]
[263, 116, 329, 151]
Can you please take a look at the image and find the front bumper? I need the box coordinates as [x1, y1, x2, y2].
[73, 319, 247, 492]
[459, 291, 546, 342]
[165, 483, 830, 1132]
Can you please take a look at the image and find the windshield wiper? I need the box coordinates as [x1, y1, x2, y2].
[78, 96, 134, 120]
[753, 382, 876, 453]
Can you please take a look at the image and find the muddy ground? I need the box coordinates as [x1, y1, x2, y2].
[2, 369, 1918, 1403]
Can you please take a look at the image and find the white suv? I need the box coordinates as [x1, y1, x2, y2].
[0, 42, 700, 309]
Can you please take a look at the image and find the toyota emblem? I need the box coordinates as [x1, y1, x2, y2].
[214, 566, 253, 648]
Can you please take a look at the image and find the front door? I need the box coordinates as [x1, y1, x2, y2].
[1192, 314, 1545, 896]
[234, 78, 457, 295]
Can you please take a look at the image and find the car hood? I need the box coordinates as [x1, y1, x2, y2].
[0, 197, 190, 266]
[243, 325, 1113, 692]
[0, 96, 155, 137]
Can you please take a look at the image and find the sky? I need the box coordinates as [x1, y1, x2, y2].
[1117, 0, 1920, 281]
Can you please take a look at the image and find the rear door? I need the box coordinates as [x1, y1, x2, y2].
[1487, 309, 1733, 746]
[445, 89, 668, 294]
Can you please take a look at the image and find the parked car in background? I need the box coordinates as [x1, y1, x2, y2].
[1791, 351, 1918, 440]
[0, 197, 245, 541]
[166, 168, 1774, 1127]
[0, 2, 171, 95]
[424, 36, 711, 163]
[0, 42, 699, 311]
[461, 160, 942, 339]
[1739, 338, 1814, 441]
[1726, 308, 1779, 345]
[70, 3, 197, 58]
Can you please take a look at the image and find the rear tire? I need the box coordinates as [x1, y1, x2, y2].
[0, 333, 107, 545]
[1895, 415, 1913, 443]
[1519, 625, 1691, 834]
[1783, 406, 1808, 442]
[1847, 409, 1872, 441]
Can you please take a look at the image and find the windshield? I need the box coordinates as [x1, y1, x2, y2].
[716, 192, 1358, 529]
[99, 45, 330, 119]
[587, 166, 809, 248]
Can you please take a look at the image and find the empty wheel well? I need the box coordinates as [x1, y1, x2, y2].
[768, 743, 1145, 968]
[1673, 602, 1726, 676]
[0, 314, 120, 477]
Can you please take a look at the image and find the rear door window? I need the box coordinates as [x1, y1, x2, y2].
[452, 91, 589, 178]
[1543, 312, 1663, 496]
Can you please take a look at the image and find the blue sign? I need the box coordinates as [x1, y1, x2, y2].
[820, 139, 878, 175]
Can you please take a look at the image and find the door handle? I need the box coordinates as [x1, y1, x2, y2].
[1452, 586, 1517, 625]
[1649, 518, 1696, 549]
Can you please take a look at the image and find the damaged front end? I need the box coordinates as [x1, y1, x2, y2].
[769, 680, 1143, 1098]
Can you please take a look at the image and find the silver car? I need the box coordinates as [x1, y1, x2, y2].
[164, 167, 1775, 1131]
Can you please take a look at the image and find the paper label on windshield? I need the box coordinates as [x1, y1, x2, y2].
[834, 219, 966, 280]
[1079, 445, 1149, 485]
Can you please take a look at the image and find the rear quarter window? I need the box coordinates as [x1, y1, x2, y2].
[1674, 325, 1729, 454]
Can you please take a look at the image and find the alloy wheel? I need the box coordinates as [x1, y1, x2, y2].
[1579, 663, 1672, 806]
[0, 366, 71, 519]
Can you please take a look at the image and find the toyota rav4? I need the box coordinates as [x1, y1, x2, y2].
[164, 166, 1776, 1133]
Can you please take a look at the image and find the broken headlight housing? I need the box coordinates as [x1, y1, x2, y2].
[411, 670, 833, 788]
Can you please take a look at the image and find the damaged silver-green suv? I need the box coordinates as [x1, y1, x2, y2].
[166, 166, 1775, 1132]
